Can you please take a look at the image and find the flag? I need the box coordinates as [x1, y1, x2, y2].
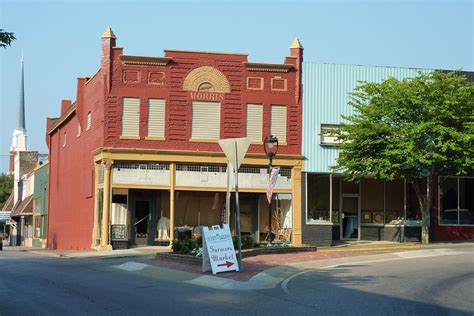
[266, 167, 280, 204]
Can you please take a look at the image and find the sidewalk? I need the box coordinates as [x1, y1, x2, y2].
[144, 240, 474, 282]
[2, 245, 170, 259]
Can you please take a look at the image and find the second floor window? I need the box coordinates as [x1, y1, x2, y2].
[246, 104, 263, 142]
[147, 99, 165, 138]
[270, 105, 287, 143]
[86, 112, 92, 131]
[191, 101, 220, 141]
[122, 97, 140, 137]
[320, 124, 342, 146]
[62, 132, 67, 147]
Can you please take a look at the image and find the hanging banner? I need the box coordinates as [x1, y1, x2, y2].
[266, 167, 280, 203]
[202, 224, 239, 274]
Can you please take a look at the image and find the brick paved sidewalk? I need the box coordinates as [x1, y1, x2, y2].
[143, 250, 389, 281]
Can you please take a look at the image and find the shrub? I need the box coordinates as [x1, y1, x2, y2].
[232, 235, 259, 249]
[171, 236, 202, 254]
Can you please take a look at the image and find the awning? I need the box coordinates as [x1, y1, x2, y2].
[10, 195, 34, 218]
[0, 194, 14, 222]
[1, 193, 14, 212]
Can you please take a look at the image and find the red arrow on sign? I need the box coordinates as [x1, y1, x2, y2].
[217, 261, 234, 268]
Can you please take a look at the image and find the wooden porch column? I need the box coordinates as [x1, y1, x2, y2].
[168, 163, 176, 248]
[291, 163, 303, 246]
[91, 162, 100, 249]
[100, 159, 113, 250]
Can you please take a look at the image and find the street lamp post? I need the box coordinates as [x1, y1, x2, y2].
[263, 135, 279, 244]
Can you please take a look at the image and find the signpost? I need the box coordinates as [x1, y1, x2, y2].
[202, 224, 239, 274]
[0, 212, 11, 223]
[218, 137, 251, 271]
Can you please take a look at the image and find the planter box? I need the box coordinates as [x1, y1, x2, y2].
[156, 246, 318, 265]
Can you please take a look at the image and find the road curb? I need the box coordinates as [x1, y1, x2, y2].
[318, 245, 420, 253]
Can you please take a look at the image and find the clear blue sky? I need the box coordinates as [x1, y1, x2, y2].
[0, 0, 472, 173]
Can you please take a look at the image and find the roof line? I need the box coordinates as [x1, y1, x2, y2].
[47, 103, 77, 135]
[165, 49, 248, 56]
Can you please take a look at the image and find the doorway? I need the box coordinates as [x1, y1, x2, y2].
[341, 195, 359, 240]
[134, 200, 150, 246]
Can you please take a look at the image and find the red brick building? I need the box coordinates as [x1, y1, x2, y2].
[46, 28, 304, 250]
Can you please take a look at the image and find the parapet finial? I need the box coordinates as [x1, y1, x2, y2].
[101, 26, 117, 39]
[290, 37, 303, 49]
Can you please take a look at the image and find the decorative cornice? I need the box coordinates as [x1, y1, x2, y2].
[47, 104, 76, 135]
[165, 49, 248, 56]
[93, 147, 304, 161]
[244, 62, 293, 73]
[121, 55, 172, 66]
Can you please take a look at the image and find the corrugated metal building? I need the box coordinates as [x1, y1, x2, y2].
[301, 63, 473, 246]
[303, 63, 427, 173]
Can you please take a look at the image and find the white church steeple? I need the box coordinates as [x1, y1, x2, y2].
[11, 54, 28, 152]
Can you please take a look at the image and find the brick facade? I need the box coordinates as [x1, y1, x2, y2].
[46, 28, 303, 250]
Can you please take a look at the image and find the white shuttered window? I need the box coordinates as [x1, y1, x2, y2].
[122, 98, 140, 137]
[192, 101, 220, 140]
[270, 105, 287, 143]
[246, 104, 263, 142]
[148, 99, 165, 138]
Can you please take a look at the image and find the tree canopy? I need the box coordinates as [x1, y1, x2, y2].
[332, 71, 474, 243]
[0, 29, 16, 48]
[0, 173, 13, 210]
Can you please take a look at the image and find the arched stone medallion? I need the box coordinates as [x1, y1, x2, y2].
[183, 66, 231, 93]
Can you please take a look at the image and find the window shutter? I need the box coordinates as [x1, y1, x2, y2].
[270, 105, 287, 143]
[246, 104, 263, 142]
[192, 101, 220, 140]
[122, 98, 140, 137]
[148, 99, 165, 138]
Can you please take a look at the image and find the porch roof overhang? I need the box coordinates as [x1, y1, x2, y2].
[10, 195, 34, 218]
[92, 147, 304, 168]
[1, 193, 14, 213]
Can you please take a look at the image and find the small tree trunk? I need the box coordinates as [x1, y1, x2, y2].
[412, 177, 433, 245]
[421, 206, 430, 244]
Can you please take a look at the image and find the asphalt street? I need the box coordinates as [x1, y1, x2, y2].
[0, 247, 472, 315]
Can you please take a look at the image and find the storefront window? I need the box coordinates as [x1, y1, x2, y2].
[361, 179, 384, 224]
[41, 215, 47, 239]
[34, 216, 41, 238]
[440, 177, 474, 225]
[385, 179, 404, 224]
[406, 183, 422, 220]
[342, 179, 359, 194]
[97, 188, 103, 242]
[332, 176, 340, 223]
[307, 174, 330, 222]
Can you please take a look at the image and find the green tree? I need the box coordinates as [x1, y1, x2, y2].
[0, 173, 14, 209]
[0, 29, 16, 48]
[332, 71, 474, 244]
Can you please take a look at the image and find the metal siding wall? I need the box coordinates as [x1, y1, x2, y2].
[302, 62, 431, 173]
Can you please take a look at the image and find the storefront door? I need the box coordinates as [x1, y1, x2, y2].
[134, 200, 150, 245]
[341, 195, 359, 240]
